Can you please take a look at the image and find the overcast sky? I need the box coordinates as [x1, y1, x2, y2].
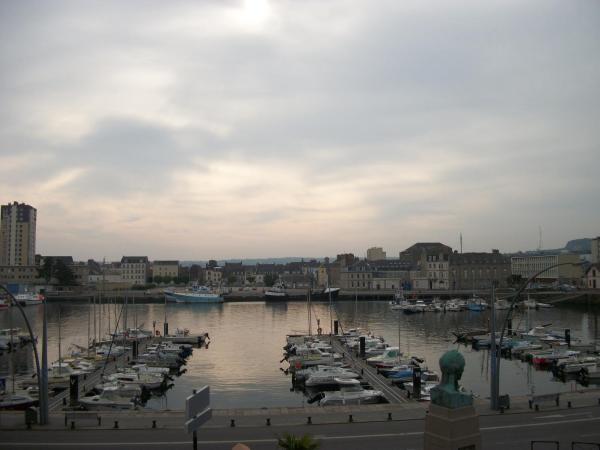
[1, 0, 599, 261]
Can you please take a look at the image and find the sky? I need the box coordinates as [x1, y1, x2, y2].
[1, 0, 599, 261]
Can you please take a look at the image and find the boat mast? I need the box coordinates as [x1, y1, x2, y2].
[9, 301, 15, 393]
[92, 295, 96, 346]
[87, 298, 91, 357]
[58, 305, 62, 374]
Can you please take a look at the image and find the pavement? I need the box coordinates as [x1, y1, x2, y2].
[1, 389, 600, 449]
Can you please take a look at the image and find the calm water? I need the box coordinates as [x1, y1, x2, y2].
[1, 301, 599, 409]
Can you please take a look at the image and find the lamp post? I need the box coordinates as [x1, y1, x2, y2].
[0, 284, 48, 424]
[491, 261, 582, 410]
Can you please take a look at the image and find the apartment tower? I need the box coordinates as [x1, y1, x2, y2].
[0, 201, 37, 266]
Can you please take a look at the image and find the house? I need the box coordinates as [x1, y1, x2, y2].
[585, 264, 600, 289]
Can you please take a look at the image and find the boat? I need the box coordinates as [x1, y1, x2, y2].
[94, 381, 142, 398]
[79, 387, 136, 411]
[14, 292, 44, 306]
[293, 364, 349, 383]
[445, 301, 461, 312]
[305, 373, 361, 389]
[0, 392, 37, 410]
[287, 347, 339, 371]
[0, 299, 9, 310]
[467, 296, 487, 311]
[165, 284, 223, 304]
[494, 299, 510, 310]
[366, 347, 401, 368]
[105, 372, 164, 390]
[318, 385, 384, 406]
[310, 287, 340, 301]
[264, 283, 288, 301]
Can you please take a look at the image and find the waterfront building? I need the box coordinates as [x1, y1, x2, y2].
[592, 237, 600, 264]
[340, 260, 373, 290]
[366, 247, 386, 261]
[585, 264, 600, 289]
[0, 265, 40, 283]
[448, 250, 511, 290]
[120, 256, 149, 285]
[88, 261, 124, 285]
[316, 265, 328, 287]
[511, 253, 583, 284]
[281, 273, 311, 288]
[399, 242, 452, 266]
[152, 260, 179, 280]
[205, 266, 223, 285]
[0, 201, 37, 266]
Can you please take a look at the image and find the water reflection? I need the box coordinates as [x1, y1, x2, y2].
[0, 301, 598, 408]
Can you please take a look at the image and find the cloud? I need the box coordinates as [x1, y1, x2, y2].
[1, 0, 599, 259]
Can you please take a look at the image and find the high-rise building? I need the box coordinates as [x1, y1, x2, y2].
[366, 247, 386, 261]
[591, 237, 600, 264]
[0, 201, 37, 266]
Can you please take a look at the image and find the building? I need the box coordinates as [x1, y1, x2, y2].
[340, 261, 373, 290]
[585, 264, 600, 289]
[0, 202, 37, 266]
[366, 247, 386, 262]
[592, 237, 600, 264]
[511, 253, 583, 284]
[152, 260, 179, 280]
[205, 266, 223, 285]
[120, 256, 149, 285]
[399, 243, 452, 266]
[0, 265, 40, 284]
[448, 250, 511, 290]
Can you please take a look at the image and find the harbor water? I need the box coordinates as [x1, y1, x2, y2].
[1, 300, 599, 409]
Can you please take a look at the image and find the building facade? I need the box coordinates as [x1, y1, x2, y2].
[0, 202, 37, 266]
[366, 247, 386, 262]
[120, 256, 149, 285]
[152, 260, 179, 280]
[585, 264, 600, 289]
[592, 237, 600, 264]
[449, 250, 511, 290]
[511, 253, 582, 283]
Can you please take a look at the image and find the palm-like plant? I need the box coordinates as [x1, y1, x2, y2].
[277, 433, 320, 450]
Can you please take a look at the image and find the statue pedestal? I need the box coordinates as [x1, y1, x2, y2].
[424, 403, 482, 450]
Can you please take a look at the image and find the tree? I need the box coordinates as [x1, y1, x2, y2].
[37, 257, 54, 283]
[153, 276, 164, 284]
[227, 275, 237, 285]
[264, 273, 277, 287]
[53, 259, 77, 286]
[246, 275, 255, 284]
[277, 433, 319, 450]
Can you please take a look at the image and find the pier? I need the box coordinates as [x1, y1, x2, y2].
[329, 336, 409, 405]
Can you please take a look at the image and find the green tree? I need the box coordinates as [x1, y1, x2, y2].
[37, 257, 54, 283]
[264, 273, 277, 287]
[227, 275, 237, 285]
[53, 259, 77, 286]
[246, 275, 256, 284]
[153, 276, 164, 284]
[277, 433, 319, 450]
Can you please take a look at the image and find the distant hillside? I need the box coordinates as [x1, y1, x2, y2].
[565, 238, 591, 254]
[181, 257, 326, 267]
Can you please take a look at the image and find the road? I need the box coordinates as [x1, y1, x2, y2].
[1, 405, 599, 449]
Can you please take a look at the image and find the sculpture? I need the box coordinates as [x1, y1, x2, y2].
[430, 350, 473, 409]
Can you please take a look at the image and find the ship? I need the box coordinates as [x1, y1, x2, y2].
[310, 287, 340, 301]
[164, 285, 223, 304]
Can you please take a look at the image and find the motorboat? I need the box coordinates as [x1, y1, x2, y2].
[165, 284, 223, 304]
[264, 283, 288, 301]
[445, 301, 461, 312]
[288, 347, 339, 370]
[0, 392, 37, 410]
[319, 385, 384, 406]
[94, 381, 142, 398]
[467, 297, 487, 311]
[130, 364, 170, 375]
[366, 347, 401, 368]
[305, 374, 361, 389]
[293, 364, 348, 382]
[79, 387, 136, 411]
[14, 292, 44, 306]
[494, 299, 511, 310]
[106, 371, 164, 390]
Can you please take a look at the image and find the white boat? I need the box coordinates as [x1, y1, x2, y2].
[80, 387, 136, 411]
[319, 385, 384, 406]
[264, 283, 288, 301]
[14, 292, 44, 306]
[288, 347, 339, 370]
[165, 285, 223, 304]
[494, 299, 511, 310]
[445, 301, 461, 312]
[304, 368, 359, 388]
[0, 392, 37, 410]
[293, 364, 348, 382]
[94, 381, 142, 398]
[130, 364, 170, 375]
[367, 347, 401, 368]
[106, 372, 164, 390]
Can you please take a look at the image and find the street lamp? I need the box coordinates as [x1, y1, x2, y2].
[0, 284, 48, 424]
[491, 261, 583, 410]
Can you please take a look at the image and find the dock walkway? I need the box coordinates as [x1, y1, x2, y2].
[329, 336, 408, 405]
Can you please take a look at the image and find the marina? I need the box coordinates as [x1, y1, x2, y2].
[1, 300, 600, 411]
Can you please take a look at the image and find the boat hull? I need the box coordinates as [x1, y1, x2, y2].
[166, 292, 223, 303]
